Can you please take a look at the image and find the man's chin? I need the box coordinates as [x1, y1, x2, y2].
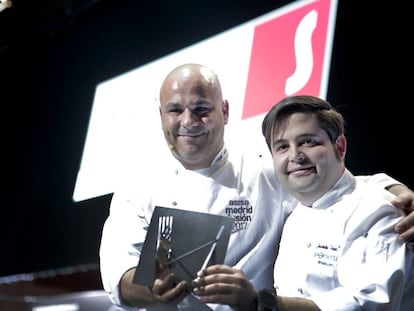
[175, 143, 202, 154]
[174, 147, 210, 163]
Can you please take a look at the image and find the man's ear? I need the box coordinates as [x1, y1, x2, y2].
[336, 134, 347, 159]
[222, 99, 229, 124]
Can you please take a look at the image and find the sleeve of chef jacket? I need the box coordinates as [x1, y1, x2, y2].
[355, 172, 402, 189]
[99, 183, 150, 308]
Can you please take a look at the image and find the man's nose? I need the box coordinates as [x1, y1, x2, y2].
[290, 148, 305, 162]
[181, 109, 198, 127]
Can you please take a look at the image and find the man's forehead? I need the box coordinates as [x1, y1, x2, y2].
[167, 78, 213, 98]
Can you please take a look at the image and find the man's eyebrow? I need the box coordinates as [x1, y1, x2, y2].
[165, 101, 181, 107]
[271, 138, 286, 147]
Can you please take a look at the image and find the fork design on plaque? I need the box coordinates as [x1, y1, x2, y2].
[156, 215, 174, 265]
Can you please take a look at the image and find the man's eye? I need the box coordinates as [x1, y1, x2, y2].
[303, 139, 316, 146]
[193, 106, 212, 116]
[167, 108, 183, 114]
[195, 106, 209, 113]
[275, 145, 288, 153]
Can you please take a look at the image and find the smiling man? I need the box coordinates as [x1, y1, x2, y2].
[262, 95, 414, 310]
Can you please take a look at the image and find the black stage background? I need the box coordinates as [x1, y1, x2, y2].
[1, 0, 411, 277]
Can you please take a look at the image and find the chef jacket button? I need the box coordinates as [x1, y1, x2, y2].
[307, 242, 312, 248]
[174, 169, 179, 175]
[172, 201, 177, 206]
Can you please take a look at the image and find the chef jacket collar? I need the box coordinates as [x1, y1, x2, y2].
[195, 145, 228, 176]
[311, 169, 356, 210]
[172, 145, 228, 177]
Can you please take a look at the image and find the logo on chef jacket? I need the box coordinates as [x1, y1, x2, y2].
[313, 243, 340, 266]
[242, 0, 336, 119]
[226, 200, 253, 231]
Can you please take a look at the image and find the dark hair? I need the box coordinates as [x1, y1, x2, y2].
[261, 95, 345, 152]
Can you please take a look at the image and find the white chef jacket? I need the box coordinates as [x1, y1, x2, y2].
[274, 169, 414, 311]
[99, 144, 402, 311]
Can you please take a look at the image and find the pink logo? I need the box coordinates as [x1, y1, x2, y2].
[242, 0, 336, 119]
